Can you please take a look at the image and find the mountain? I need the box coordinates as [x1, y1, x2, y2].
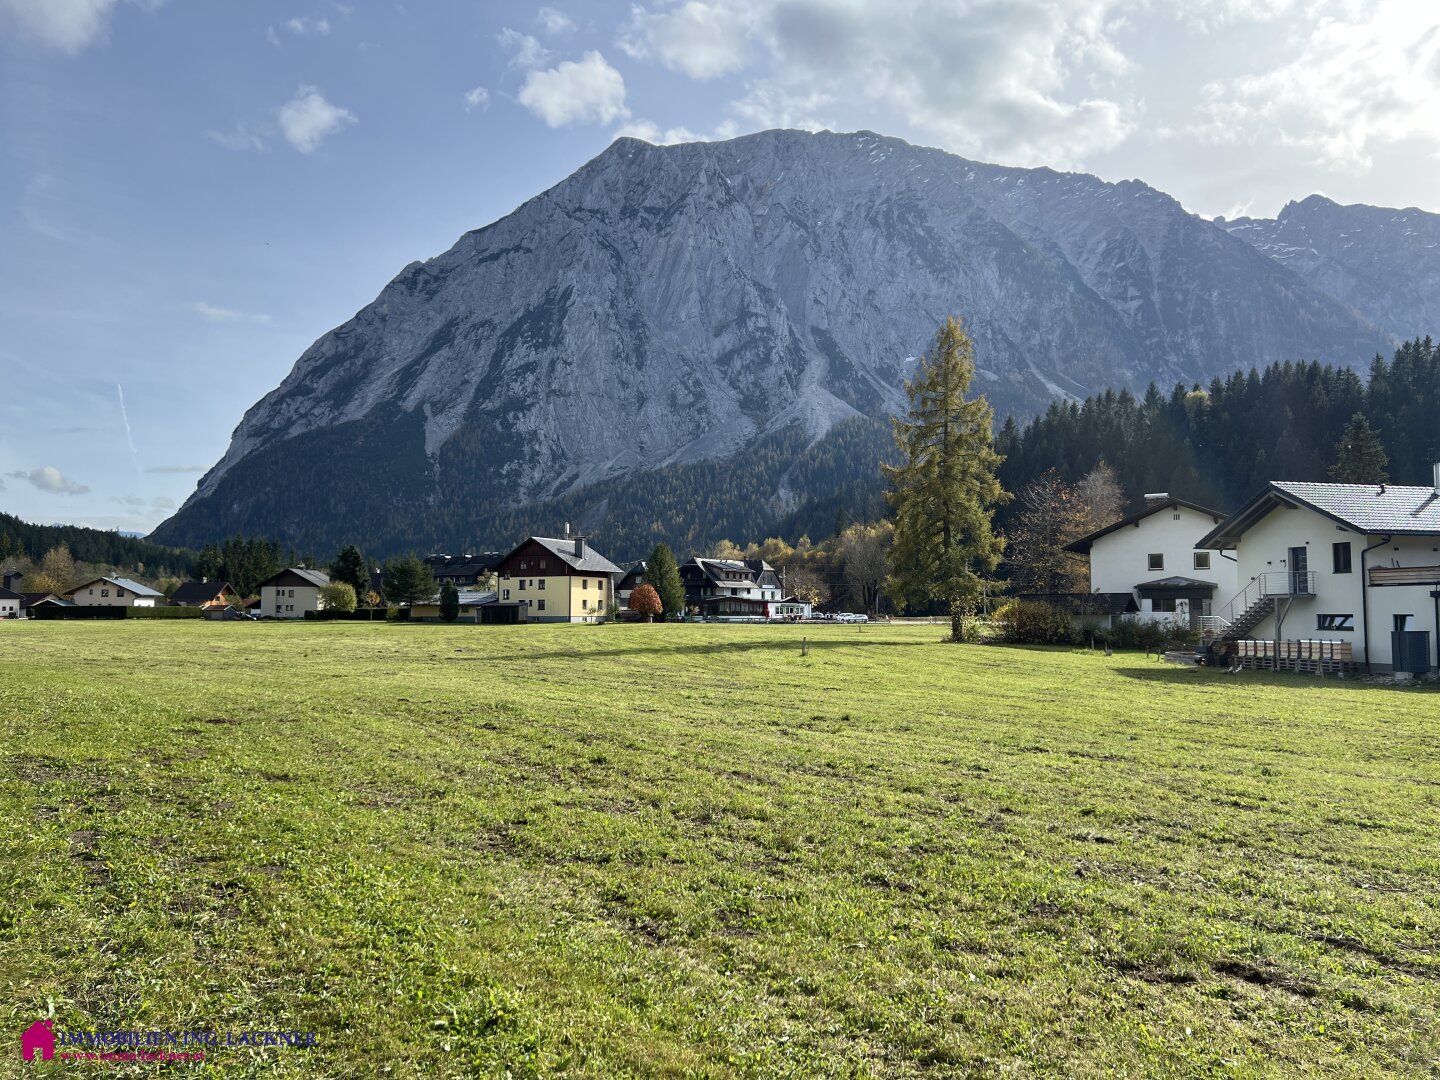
[152, 129, 1422, 559]
[1219, 195, 1440, 344]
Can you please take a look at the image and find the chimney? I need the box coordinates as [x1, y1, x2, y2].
[574, 535, 586, 557]
[1143, 492, 1170, 508]
[1433, 461, 1440, 495]
[563, 521, 571, 539]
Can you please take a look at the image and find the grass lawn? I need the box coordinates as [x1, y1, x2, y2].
[1, 620, 1437, 1077]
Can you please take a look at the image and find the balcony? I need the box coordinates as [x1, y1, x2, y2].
[1368, 564, 1440, 587]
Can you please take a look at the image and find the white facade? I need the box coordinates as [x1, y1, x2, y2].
[261, 584, 325, 618]
[69, 578, 160, 608]
[0, 595, 18, 619]
[1087, 504, 1238, 600]
[1220, 504, 1440, 671]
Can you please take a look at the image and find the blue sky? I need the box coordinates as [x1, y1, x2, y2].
[2, 0, 1437, 534]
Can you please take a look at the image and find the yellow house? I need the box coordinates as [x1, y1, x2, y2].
[494, 535, 622, 623]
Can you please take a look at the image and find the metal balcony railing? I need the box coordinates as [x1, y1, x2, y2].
[1215, 571, 1315, 629]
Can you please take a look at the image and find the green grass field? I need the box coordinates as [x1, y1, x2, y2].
[2, 621, 1437, 1077]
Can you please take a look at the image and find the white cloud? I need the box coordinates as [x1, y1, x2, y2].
[619, 1, 755, 79]
[497, 27, 551, 68]
[463, 86, 490, 111]
[145, 464, 207, 474]
[7, 465, 90, 496]
[193, 301, 271, 324]
[517, 51, 629, 127]
[285, 15, 330, 35]
[613, 120, 705, 144]
[536, 6, 574, 34]
[207, 123, 269, 152]
[617, 0, 1139, 167]
[277, 86, 356, 153]
[0, 0, 121, 53]
[1192, 3, 1440, 171]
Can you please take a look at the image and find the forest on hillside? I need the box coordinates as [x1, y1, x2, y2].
[0, 512, 195, 580]
[994, 336, 1440, 523]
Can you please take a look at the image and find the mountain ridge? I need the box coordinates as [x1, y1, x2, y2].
[150, 128, 1425, 556]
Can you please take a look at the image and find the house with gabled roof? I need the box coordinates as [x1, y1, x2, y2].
[493, 535, 622, 622]
[1064, 495, 1237, 626]
[0, 585, 20, 619]
[170, 580, 239, 609]
[67, 575, 164, 608]
[679, 557, 785, 620]
[1198, 471, 1440, 673]
[257, 567, 331, 619]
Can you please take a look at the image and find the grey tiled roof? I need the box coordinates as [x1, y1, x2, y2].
[529, 537, 624, 575]
[70, 576, 164, 597]
[1273, 481, 1440, 534]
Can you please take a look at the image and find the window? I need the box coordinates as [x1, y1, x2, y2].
[1332, 541, 1353, 574]
[101, 589, 109, 597]
[1147, 554, 1164, 572]
[537, 599, 546, 612]
[117, 588, 126, 597]
[582, 579, 589, 589]
[502, 589, 510, 600]
[1193, 552, 1210, 571]
[1153, 598, 1180, 613]
[1317, 614, 1354, 631]
[538, 578, 545, 590]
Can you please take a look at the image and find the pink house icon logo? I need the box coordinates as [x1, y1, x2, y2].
[21, 1020, 55, 1062]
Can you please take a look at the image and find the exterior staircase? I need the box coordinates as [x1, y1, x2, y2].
[1198, 572, 1315, 644]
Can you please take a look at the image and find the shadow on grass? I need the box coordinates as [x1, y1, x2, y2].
[1112, 665, 1426, 689]
[452, 638, 934, 663]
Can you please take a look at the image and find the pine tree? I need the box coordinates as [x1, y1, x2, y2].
[1329, 412, 1389, 484]
[439, 581, 460, 622]
[884, 316, 1008, 640]
[331, 544, 369, 598]
[646, 543, 686, 621]
[382, 554, 437, 607]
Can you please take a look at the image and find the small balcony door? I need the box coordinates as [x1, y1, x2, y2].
[1288, 546, 1310, 594]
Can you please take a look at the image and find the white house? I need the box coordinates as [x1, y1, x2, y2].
[1198, 475, 1440, 674]
[257, 567, 331, 619]
[0, 587, 20, 619]
[67, 576, 163, 608]
[1065, 495, 1237, 625]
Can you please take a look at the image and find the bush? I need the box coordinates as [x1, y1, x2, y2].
[320, 582, 357, 613]
[990, 599, 1077, 645]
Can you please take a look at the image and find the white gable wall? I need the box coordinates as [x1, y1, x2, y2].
[1088, 506, 1237, 600]
[1227, 503, 1440, 670]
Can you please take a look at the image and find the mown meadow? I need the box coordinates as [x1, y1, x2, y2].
[2, 621, 1437, 1077]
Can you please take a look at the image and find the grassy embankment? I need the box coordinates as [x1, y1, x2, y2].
[1, 621, 1437, 1077]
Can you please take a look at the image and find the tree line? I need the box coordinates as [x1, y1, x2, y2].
[995, 336, 1440, 524]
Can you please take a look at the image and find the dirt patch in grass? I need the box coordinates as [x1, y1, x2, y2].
[1212, 958, 1318, 998]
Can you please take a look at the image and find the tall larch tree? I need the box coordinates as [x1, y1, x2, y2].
[884, 316, 1009, 640]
